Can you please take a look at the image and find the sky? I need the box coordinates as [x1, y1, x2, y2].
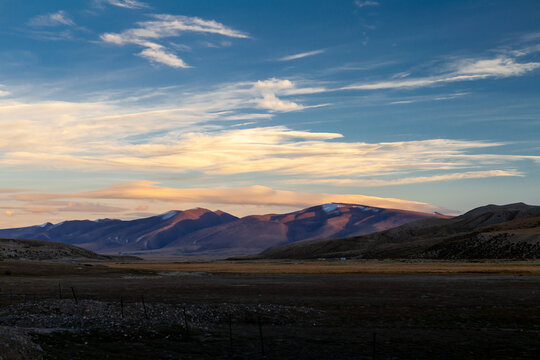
[0, 0, 539, 227]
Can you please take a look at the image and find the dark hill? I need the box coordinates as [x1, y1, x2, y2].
[0, 208, 238, 254]
[0, 204, 445, 256]
[257, 203, 540, 260]
[152, 203, 448, 256]
[0, 238, 117, 261]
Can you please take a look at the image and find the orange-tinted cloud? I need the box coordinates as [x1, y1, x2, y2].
[14, 181, 442, 213]
[0, 188, 28, 193]
[136, 204, 149, 211]
[2, 93, 535, 183]
[57, 202, 126, 213]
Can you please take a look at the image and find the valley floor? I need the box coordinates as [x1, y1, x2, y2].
[0, 259, 539, 359]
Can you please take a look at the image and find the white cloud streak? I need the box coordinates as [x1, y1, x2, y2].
[57, 201, 126, 213]
[1, 74, 537, 184]
[0, 78, 319, 171]
[105, 0, 148, 9]
[343, 56, 540, 90]
[1, 73, 537, 193]
[287, 170, 524, 187]
[1, 99, 536, 180]
[279, 49, 325, 61]
[390, 100, 415, 104]
[138, 43, 191, 68]
[355, 1, 379, 8]
[100, 14, 249, 68]
[27, 11, 74, 27]
[389, 92, 469, 104]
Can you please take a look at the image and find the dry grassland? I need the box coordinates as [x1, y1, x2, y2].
[102, 259, 540, 275]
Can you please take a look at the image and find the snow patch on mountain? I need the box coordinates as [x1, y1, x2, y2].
[161, 211, 178, 220]
[321, 203, 346, 213]
[353, 205, 381, 212]
[53, 221, 65, 228]
[353, 205, 371, 211]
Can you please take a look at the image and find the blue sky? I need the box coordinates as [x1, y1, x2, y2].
[1, 0, 539, 226]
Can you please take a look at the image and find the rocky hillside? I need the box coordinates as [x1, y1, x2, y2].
[153, 203, 449, 256]
[0, 204, 446, 256]
[0, 238, 115, 261]
[257, 203, 540, 260]
[0, 208, 238, 254]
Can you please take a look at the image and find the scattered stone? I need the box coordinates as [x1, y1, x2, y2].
[0, 326, 44, 360]
[0, 298, 321, 336]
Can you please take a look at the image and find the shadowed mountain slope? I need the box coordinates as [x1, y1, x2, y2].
[0, 208, 238, 253]
[0, 204, 445, 256]
[155, 204, 449, 256]
[257, 203, 540, 260]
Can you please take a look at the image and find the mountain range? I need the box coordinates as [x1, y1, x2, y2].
[0, 203, 446, 256]
[256, 203, 540, 260]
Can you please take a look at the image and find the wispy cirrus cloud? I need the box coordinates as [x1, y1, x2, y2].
[0, 188, 28, 194]
[57, 201, 126, 213]
[24, 30, 76, 41]
[0, 77, 322, 175]
[25, 10, 91, 41]
[279, 49, 325, 61]
[355, 1, 379, 8]
[100, 14, 249, 68]
[115, 128, 534, 179]
[343, 56, 540, 90]
[0, 200, 125, 222]
[27, 10, 74, 27]
[389, 100, 415, 105]
[0, 205, 55, 215]
[1, 109, 537, 181]
[1, 75, 537, 183]
[389, 92, 469, 105]
[0, 85, 9, 97]
[103, 0, 148, 9]
[287, 170, 523, 187]
[137, 42, 191, 68]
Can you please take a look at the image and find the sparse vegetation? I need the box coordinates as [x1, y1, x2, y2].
[0, 259, 538, 359]
[102, 259, 540, 275]
[259, 204, 540, 260]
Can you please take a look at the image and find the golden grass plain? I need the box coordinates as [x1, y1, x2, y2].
[101, 259, 540, 275]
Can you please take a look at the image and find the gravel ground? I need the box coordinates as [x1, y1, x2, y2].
[0, 326, 44, 360]
[0, 269, 538, 359]
[0, 299, 321, 359]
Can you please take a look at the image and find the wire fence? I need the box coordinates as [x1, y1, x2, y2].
[0, 287, 384, 359]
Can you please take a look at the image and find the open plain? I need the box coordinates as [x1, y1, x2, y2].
[0, 259, 538, 359]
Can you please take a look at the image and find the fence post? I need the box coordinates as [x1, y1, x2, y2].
[228, 313, 233, 355]
[258, 316, 265, 356]
[58, 283, 62, 299]
[141, 295, 148, 320]
[120, 297, 124, 318]
[183, 307, 190, 339]
[70, 287, 78, 304]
